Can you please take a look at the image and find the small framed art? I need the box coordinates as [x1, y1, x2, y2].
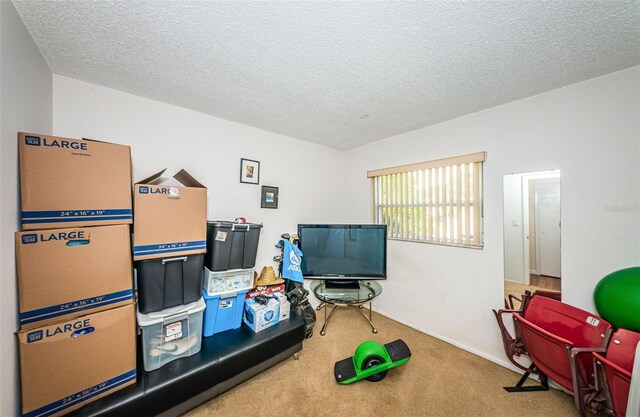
[240, 158, 260, 184]
[261, 186, 279, 209]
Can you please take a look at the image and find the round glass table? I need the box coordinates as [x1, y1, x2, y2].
[310, 280, 383, 336]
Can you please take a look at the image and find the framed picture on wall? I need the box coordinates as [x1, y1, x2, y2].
[240, 158, 260, 184]
[261, 186, 279, 209]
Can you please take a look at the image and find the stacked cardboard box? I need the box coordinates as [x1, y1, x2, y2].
[15, 132, 137, 417]
[132, 169, 207, 261]
[132, 169, 208, 372]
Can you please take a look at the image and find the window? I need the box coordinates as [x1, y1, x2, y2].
[368, 152, 486, 248]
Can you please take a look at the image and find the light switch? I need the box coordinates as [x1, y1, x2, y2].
[513, 218, 520, 226]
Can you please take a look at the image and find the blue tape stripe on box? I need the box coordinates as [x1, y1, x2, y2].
[19, 294, 133, 326]
[22, 216, 132, 224]
[22, 209, 132, 219]
[20, 296, 133, 326]
[133, 240, 206, 256]
[133, 240, 206, 251]
[23, 369, 137, 417]
[20, 289, 133, 323]
[133, 245, 207, 256]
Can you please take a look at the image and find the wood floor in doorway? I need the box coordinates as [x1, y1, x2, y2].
[504, 275, 561, 309]
[530, 274, 561, 291]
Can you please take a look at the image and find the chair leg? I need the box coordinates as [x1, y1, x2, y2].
[504, 363, 550, 392]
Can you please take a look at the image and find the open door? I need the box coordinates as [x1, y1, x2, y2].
[535, 178, 561, 278]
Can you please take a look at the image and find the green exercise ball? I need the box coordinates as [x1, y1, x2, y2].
[594, 267, 640, 331]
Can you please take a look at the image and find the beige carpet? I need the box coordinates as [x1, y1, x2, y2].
[185, 308, 580, 417]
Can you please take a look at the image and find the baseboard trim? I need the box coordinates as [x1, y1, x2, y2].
[371, 307, 519, 372]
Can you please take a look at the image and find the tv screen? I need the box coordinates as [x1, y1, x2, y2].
[298, 224, 387, 280]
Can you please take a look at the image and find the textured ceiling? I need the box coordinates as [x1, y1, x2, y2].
[13, 1, 640, 149]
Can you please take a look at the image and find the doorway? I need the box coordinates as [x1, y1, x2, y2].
[503, 171, 561, 306]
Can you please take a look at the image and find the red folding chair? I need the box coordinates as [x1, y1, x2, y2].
[514, 296, 612, 416]
[493, 289, 562, 391]
[594, 328, 640, 417]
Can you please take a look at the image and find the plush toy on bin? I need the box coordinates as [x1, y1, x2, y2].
[334, 339, 411, 384]
[594, 266, 640, 332]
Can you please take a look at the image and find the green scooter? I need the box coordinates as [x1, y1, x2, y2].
[334, 339, 411, 384]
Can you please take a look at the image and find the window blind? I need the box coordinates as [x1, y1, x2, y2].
[368, 152, 486, 248]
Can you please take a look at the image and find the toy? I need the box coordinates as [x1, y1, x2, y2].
[594, 267, 640, 332]
[334, 339, 411, 384]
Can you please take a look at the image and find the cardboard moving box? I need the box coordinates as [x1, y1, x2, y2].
[18, 304, 136, 417]
[16, 224, 133, 329]
[133, 169, 207, 260]
[19, 132, 132, 230]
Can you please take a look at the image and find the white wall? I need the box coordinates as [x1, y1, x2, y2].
[0, 2, 52, 416]
[52, 75, 343, 272]
[342, 66, 640, 367]
[503, 174, 525, 284]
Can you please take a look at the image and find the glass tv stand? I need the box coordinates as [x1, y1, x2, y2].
[310, 280, 383, 336]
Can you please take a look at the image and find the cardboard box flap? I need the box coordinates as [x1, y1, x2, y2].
[82, 137, 127, 146]
[137, 169, 167, 185]
[136, 169, 205, 188]
[174, 169, 206, 189]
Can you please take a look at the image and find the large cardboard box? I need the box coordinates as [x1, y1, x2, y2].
[19, 132, 132, 230]
[16, 225, 134, 330]
[133, 169, 207, 260]
[18, 304, 137, 417]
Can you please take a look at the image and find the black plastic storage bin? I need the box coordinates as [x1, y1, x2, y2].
[205, 221, 262, 271]
[136, 254, 204, 314]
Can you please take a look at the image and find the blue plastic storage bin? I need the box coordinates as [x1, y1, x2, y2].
[202, 288, 248, 337]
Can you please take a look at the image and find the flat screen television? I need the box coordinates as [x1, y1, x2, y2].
[298, 224, 387, 286]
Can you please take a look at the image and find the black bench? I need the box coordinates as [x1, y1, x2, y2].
[69, 315, 305, 416]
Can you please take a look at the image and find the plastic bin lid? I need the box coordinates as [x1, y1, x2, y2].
[206, 221, 233, 228]
[204, 267, 254, 276]
[201, 287, 249, 300]
[206, 220, 262, 229]
[136, 298, 206, 327]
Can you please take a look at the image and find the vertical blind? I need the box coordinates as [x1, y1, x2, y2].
[367, 152, 486, 248]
